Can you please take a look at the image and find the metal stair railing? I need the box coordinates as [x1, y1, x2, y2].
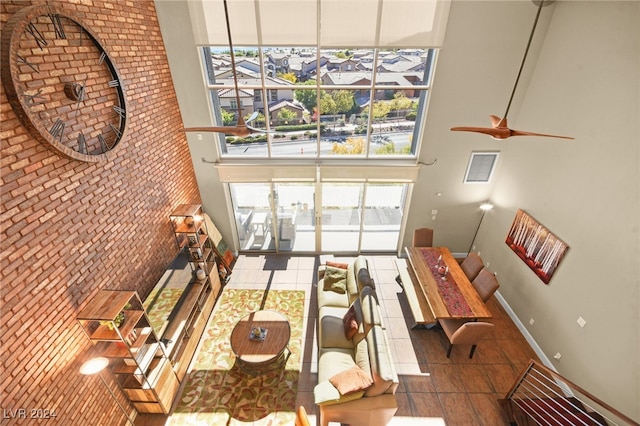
[499, 359, 639, 426]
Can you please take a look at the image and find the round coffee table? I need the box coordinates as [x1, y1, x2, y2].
[230, 310, 291, 375]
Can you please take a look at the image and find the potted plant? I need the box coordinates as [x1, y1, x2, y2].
[100, 304, 131, 330]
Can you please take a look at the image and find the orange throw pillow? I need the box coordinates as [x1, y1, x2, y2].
[329, 365, 373, 395]
[327, 260, 349, 270]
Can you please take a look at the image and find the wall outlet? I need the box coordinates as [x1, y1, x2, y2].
[577, 317, 587, 328]
[553, 352, 562, 360]
[529, 318, 535, 326]
[197, 133, 203, 141]
[431, 209, 438, 215]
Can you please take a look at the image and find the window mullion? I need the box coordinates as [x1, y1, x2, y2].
[255, 47, 273, 158]
[364, 48, 382, 158]
[315, 0, 322, 158]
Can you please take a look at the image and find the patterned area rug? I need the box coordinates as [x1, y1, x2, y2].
[143, 287, 186, 337]
[169, 289, 305, 425]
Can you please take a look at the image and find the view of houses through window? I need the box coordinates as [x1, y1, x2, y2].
[202, 46, 435, 158]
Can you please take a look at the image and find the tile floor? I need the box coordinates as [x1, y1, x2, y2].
[139, 253, 540, 425]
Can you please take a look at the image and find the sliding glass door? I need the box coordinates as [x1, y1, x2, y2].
[361, 183, 406, 251]
[321, 183, 363, 253]
[229, 183, 272, 251]
[272, 183, 316, 252]
[229, 182, 407, 253]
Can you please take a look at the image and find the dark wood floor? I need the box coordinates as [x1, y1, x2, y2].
[137, 254, 540, 425]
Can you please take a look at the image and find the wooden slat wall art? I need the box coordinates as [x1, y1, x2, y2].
[505, 209, 569, 285]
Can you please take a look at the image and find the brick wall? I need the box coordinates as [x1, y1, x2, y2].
[1, 1, 200, 424]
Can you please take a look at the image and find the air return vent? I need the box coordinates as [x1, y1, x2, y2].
[464, 152, 499, 183]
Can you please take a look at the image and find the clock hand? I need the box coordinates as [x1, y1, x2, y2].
[73, 79, 87, 116]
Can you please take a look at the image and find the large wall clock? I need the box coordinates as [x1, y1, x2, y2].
[1, 4, 127, 162]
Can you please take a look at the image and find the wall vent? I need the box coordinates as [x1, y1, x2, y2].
[464, 152, 499, 183]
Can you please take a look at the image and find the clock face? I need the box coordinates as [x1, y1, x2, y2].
[1, 4, 127, 162]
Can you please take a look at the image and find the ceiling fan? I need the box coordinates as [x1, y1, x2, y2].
[451, 0, 574, 140]
[182, 0, 267, 137]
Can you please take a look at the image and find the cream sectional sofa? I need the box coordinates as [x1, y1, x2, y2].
[315, 256, 399, 426]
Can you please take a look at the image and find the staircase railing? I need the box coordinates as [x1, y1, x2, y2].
[499, 359, 639, 426]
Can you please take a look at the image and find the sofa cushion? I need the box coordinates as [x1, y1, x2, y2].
[318, 348, 357, 383]
[323, 266, 348, 293]
[353, 337, 371, 376]
[319, 306, 354, 349]
[329, 365, 373, 395]
[345, 264, 359, 304]
[318, 282, 350, 309]
[357, 267, 374, 291]
[360, 286, 383, 330]
[353, 256, 368, 275]
[364, 325, 397, 397]
[314, 380, 365, 406]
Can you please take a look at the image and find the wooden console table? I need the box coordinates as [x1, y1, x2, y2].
[144, 252, 221, 382]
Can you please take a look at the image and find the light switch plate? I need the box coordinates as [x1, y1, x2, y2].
[577, 317, 587, 328]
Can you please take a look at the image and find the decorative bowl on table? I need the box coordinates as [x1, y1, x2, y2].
[249, 327, 267, 341]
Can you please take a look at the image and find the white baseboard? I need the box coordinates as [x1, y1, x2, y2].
[494, 290, 558, 373]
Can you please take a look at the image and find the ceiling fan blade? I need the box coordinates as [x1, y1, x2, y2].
[184, 1, 275, 140]
[182, 126, 252, 137]
[510, 129, 575, 140]
[451, 126, 510, 139]
[245, 111, 259, 124]
[246, 124, 276, 134]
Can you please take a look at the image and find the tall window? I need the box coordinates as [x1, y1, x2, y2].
[202, 46, 435, 159]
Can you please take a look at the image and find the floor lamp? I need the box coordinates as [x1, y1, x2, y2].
[80, 357, 136, 426]
[468, 202, 494, 254]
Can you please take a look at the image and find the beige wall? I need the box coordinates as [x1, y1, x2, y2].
[412, 1, 639, 420]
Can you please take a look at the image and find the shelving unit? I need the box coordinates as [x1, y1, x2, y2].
[169, 204, 232, 281]
[77, 290, 179, 414]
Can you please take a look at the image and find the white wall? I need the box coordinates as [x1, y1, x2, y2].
[416, 1, 639, 419]
[155, 0, 234, 245]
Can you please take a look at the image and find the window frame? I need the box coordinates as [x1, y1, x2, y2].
[201, 46, 437, 161]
